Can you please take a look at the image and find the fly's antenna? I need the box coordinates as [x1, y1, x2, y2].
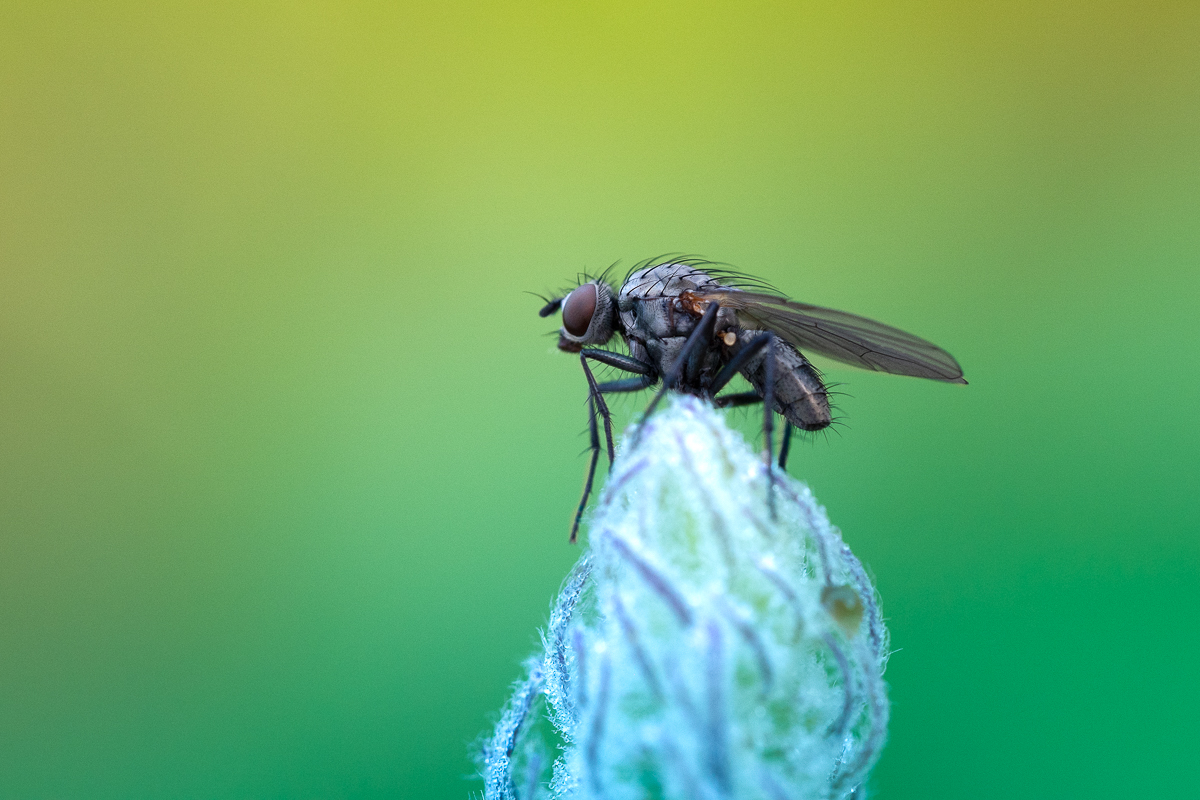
[526, 291, 565, 317]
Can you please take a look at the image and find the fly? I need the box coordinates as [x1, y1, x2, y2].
[538, 258, 967, 542]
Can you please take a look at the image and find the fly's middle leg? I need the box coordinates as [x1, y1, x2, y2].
[641, 301, 721, 427]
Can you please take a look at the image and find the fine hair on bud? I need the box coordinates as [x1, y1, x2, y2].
[481, 396, 890, 800]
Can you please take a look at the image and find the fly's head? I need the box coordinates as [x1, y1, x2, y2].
[551, 281, 617, 353]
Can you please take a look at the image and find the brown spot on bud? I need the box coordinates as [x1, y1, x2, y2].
[821, 584, 864, 638]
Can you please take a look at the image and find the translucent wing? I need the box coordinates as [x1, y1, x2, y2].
[692, 288, 967, 383]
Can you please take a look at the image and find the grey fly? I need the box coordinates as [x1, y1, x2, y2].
[538, 258, 966, 541]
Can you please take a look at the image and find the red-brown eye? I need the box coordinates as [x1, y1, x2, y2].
[562, 284, 597, 337]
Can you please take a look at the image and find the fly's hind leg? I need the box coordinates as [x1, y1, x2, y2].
[761, 334, 778, 518]
[714, 391, 794, 472]
[709, 331, 781, 515]
[713, 391, 763, 408]
[778, 421, 794, 471]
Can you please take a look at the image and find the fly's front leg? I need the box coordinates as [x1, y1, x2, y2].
[571, 351, 656, 543]
[572, 395, 601, 544]
[579, 357, 613, 463]
[580, 349, 655, 464]
[642, 301, 721, 424]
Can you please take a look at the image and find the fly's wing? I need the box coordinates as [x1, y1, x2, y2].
[692, 288, 967, 383]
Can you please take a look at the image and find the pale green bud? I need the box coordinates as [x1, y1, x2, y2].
[483, 397, 889, 800]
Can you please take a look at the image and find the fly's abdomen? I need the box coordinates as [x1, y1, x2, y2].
[737, 332, 832, 431]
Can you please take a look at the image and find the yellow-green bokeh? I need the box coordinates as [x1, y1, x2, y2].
[2, 2, 1197, 797]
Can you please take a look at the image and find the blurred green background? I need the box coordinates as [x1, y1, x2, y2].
[2, 2, 1197, 797]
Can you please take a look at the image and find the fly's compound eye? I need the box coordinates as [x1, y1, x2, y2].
[562, 284, 598, 337]
[557, 281, 615, 350]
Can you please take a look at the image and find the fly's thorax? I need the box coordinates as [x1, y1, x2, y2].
[618, 263, 723, 306]
[623, 335, 652, 367]
[645, 335, 690, 378]
[620, 296, 702, 343]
